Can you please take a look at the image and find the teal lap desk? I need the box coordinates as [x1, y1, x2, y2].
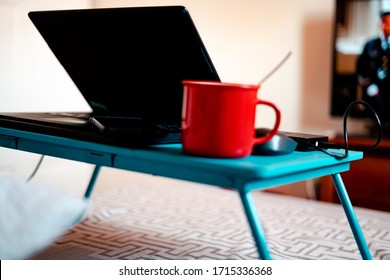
[0, 127, 371, 260]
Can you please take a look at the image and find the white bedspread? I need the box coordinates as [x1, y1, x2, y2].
[28, 170, 390, 260]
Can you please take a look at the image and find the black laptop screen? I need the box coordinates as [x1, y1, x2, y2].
[28, 6, 220, 122]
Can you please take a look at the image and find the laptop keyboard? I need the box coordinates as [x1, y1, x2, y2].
[157, 123, 181, 132]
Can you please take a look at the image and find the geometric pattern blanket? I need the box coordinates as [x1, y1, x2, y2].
[31, 170, 390, 260]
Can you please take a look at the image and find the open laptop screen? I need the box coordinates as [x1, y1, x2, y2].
[28, 6, 220, 123]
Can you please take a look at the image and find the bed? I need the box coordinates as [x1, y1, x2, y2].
[30, 170, 390, 260]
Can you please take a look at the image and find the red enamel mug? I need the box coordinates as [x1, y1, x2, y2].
[181, 80, 281, 158]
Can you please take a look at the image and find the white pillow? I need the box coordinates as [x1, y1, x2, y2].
[0, 175, 87, 259]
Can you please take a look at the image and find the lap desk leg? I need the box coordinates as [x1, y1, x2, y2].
[239, 190, 272, 260]
[331, 173, 372, 260]
[235, 173, 372, 260]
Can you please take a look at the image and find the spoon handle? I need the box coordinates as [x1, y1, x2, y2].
[258, 51, 292, 85]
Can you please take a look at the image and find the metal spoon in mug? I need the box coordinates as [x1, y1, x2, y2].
[258, 51, 292, 85]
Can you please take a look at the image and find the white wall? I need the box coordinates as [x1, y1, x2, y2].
[0, 0, 92, 113]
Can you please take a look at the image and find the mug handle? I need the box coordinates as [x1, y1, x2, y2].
[253, 100, 281, 145]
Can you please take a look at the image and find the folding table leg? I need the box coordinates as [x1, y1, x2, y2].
[239, 190, 272, 260]
[69, 165, 101, 226]
[331, 173, 372, 260]
[84, 165, 101, 199]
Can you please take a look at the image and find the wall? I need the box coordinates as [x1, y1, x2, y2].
[0, 0, 92, 113]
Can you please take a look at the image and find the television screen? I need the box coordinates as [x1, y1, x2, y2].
[331, 0, 390, 133]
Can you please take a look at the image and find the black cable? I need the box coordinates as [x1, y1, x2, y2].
[300, 100, 382, 159]
[342, 100, 382, 153]
[26, 155, 45, 182]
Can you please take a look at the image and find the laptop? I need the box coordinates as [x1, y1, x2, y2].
[0, 6, 220, 147]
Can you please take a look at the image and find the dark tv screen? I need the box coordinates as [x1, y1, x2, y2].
[331, 0, 390, 127]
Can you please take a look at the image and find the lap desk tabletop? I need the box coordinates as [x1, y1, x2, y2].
[0, 127, 362, 190]
[0, 126, 370, 260]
